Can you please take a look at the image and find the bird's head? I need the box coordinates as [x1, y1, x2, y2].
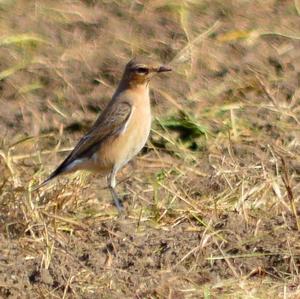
[122, 57, 172, 87]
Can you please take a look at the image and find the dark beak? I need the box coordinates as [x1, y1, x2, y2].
[157, 65, 172, 73]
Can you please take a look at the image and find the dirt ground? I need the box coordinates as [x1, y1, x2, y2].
[0, 0, 300, 298]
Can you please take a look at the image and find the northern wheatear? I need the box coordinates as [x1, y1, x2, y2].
[34, 57, 171, 211]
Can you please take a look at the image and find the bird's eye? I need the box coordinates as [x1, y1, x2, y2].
[136, 67, 149, 74]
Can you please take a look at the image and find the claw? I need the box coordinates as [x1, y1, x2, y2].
[109, 186, 124, 213]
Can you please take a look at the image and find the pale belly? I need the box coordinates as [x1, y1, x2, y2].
[121, 113, 151, 167]
[93, 104, 152, 173]
[114, 107, 151, 170]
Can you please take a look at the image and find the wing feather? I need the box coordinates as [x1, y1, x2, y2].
[49, 101, 132, 176]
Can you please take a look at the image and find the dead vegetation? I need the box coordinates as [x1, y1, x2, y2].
[0, 0, 300, 298]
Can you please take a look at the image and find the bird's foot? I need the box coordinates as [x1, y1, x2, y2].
[113, 197, 124, 213]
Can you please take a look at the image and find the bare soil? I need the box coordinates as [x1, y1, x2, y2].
[0, 1, 300, 298]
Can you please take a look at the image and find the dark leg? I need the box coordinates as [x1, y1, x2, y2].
[109, 185, 124, 212]
[107, 170, 124, 212]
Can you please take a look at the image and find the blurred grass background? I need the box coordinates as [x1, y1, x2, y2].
[0, 0, 300, 298]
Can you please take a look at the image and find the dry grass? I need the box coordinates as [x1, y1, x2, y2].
[0, 0, 300, 298]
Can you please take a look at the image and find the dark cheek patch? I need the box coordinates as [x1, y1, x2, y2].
[136, 67, 149, 74]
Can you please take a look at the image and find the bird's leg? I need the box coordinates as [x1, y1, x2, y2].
[109, 186, 124, 212]
[107, 170, 124, 212]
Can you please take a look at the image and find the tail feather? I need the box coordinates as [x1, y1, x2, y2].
[30, 168, 62, 191]
[30, 151, 77, 191]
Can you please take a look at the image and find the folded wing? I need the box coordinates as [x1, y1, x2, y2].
[37, 101, 132, 186]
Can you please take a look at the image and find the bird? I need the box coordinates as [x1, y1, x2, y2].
[32, 57, 172, 211]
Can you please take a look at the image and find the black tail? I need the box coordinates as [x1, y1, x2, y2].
[30, 149, 76, 191]
[30, 167, 63, 191]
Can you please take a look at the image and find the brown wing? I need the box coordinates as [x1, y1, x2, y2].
[50, 101, 132, 176]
